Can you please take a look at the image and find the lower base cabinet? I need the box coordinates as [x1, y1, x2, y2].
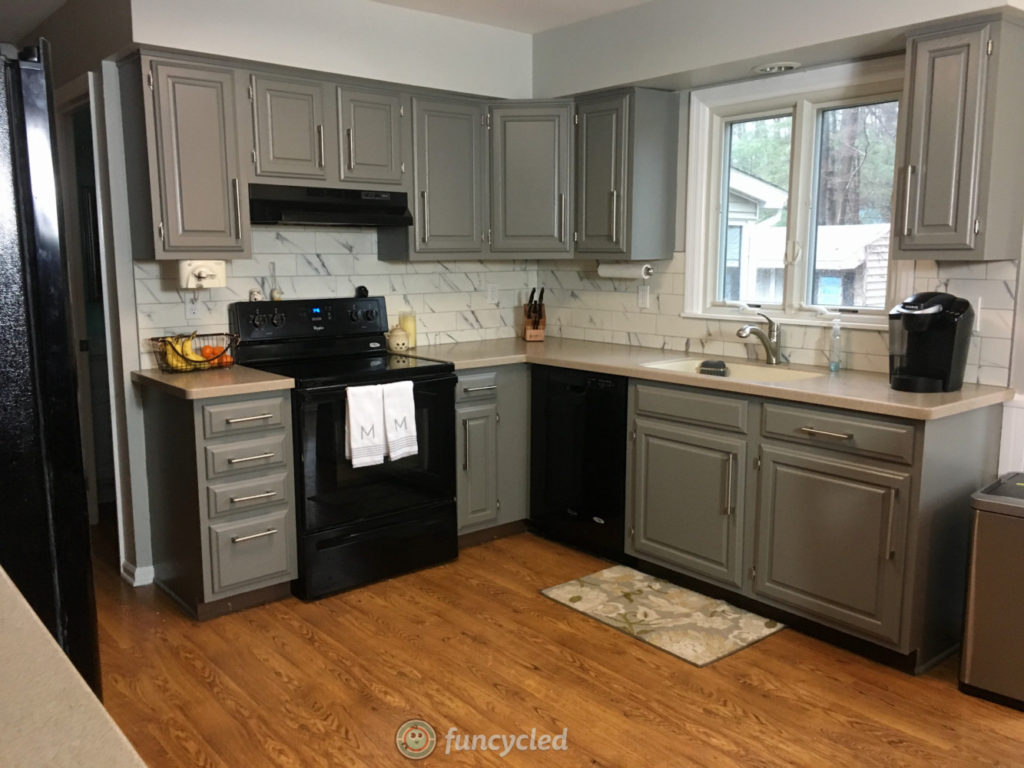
[626, 379, 1001, 671]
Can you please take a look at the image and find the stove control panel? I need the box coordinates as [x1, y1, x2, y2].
[230, 297, 389, 342]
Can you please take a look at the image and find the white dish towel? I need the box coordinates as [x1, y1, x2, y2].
[346, 384, 386, 467]
[382, 380, 418, 460]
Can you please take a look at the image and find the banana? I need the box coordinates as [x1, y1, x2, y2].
[179, 332, 208, 364]
[163, 335, 189, 371]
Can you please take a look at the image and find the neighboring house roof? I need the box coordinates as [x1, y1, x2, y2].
[728, 169, 787, 210]
[745, 222, 891, 269]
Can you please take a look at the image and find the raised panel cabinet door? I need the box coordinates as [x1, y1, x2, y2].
[631, 417, 745, 587]
[575, 93, 628, 254]
[413, 98, 487, 253]
[490, 102, 572, 253]
[251, 75, 327, 180]
[754, 444, 909, 643]
[338, 87, 404, 183]
[898, 26, 988, 251]
[149, 61, 246, 254]
[455, 401, 498, 529]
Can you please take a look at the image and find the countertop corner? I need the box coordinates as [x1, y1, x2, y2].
[131, 365, 294, 400]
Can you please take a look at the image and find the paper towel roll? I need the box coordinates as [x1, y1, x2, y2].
[597, 262, 654, 280]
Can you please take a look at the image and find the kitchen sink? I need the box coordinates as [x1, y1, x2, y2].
[641, 358, 826, 383]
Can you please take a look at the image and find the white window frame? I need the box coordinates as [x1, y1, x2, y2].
[683, 57, 914, 329]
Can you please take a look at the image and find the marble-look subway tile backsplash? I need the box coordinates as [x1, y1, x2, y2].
[132, 227, 1017, 387]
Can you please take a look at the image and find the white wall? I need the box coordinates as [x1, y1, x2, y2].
[129, 0, 533, 97]
[532, 0, 1024, 96]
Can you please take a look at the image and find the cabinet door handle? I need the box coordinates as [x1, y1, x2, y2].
[885, 489, 897, 560]
[462, 418, 469, 471]
[462, 385, 497, 393]
[228, 452, 275, 465]
[902, 164, 915, 237]
[226, 413, 274, 424]
[316, 124, 325, 168]
[421, 190, 430, 243]
[799, 426, 852, 441]
[231, 528, 278, 544]
[558, 192, 565, 243]
[723, 454, 734, 516]
[230, 490, 278, 504]
[231, 178, 242, 241]
[346, 127, 355, 170]
[610, 189, 618, 243]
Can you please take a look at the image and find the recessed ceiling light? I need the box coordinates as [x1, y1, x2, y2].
[754, 61, 801, 74]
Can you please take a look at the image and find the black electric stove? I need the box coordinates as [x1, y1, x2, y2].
[229, 297, 457, 600]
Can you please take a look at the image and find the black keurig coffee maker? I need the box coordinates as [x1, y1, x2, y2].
[888, 292, 973, 392]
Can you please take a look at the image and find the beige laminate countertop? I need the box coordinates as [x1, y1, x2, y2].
[0, 567, 146, 768]
[132, 365, 294, 399]
[417, 337, 1013, 420]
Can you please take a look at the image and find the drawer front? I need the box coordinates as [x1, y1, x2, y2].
[205, 433, 288, 479]
[207, 472, 290, 519]
[634, 383, 748, 433]
[202, 397, 286, 439]
[456, 371, 497, 403]
[762, 403, 915, 464]
[208, 508, 291, 594]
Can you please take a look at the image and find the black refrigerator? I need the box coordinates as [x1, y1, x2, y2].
[0, 39, 101, 695]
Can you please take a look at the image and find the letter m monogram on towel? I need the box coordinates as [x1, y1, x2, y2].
[392, 416, 408, 432]
[360, 424, 376, 440]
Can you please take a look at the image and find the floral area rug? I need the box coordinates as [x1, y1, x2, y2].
[541, 565, 784, 667]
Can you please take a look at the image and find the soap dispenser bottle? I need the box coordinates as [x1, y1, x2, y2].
[829, 317, 842, 373]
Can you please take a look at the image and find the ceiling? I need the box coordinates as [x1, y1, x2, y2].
[368, 0, 657, 34]
[1, 0, 67, 44]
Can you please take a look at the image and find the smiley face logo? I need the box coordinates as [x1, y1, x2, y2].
[395, 719, 437, 760]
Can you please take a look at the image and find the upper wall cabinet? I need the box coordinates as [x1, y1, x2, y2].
[143, 58, 249, 258]
[412, 97, 488, 255]
[892, 20, 1024, 261]
[338, 86, 406, 184]
[249, 74, 331, 181]
[575, 88, 679, 262]
[489, 101, 574, 256]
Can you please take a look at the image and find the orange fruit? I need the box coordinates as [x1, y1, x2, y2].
[217, 354, 234, 367]
[200, 345, 215, 359]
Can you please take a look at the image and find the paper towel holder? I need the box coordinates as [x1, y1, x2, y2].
[596, 261, 655, 280]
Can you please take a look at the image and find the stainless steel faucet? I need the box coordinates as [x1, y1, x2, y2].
[737, 311, 783, 365]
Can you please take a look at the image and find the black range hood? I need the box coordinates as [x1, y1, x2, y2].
[248, 184, 413, 227]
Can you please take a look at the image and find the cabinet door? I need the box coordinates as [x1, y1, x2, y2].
[575, 93, 628, 254]
[755, 444, 909, 643]
[897, 26, 987, 252]
[413, 98, 487, 253]
[251, 75, 328, 180]
[455, 401, 498, 530]
[631, 417, 745, 587]
[338, 86, 404, 183]
[490, 102, 572, 254]
[148, 61, 247, 255]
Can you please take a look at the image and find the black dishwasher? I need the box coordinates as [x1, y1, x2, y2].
[529, 365, 628, 559]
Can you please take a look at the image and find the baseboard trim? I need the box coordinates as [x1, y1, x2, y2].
[458, 520, 528, 549]
[120, 560, 154, 586]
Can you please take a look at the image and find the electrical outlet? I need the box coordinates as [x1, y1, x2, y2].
[637, 284, 651, 309]
[178, 260, 227, 289]
[486, 283, 498, 304]
[186, 296, 202, 319]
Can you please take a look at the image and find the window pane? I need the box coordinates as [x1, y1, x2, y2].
[810, 100, 899, 309]
[719, 115, 791, 305]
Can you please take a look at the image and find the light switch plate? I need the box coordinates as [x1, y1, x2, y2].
[637, 284, 651, 309]
[178, 260, 227, 289]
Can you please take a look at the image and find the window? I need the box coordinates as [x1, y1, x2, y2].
[684, 59, 910, 325]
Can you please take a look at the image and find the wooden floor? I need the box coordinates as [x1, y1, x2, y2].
[95, 533, 1024, 767]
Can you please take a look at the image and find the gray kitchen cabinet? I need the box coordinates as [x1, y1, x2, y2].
[754, 444, 910, 644]
[893, 20, 1024, 261]
[140, 388, 297, 619]
[575, 88, 678, 261]
[489, 101, 574, 255]
[338, 86, 406, 184]
[143, 58, 249, 258]
[412, 96, 488, 255]
[455, 366, 529, 535]
[249, 74, 331, 180]
[631, 416, 746, 587]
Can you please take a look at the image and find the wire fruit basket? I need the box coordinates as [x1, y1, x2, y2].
[151, 332, 238, 373]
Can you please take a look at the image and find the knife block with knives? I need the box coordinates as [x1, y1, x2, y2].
[521, 287, 545, 341]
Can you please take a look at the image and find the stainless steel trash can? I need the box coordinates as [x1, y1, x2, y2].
[960, 473, 1024, 710]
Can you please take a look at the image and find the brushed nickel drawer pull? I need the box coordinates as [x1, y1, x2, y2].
[462, 418, 469, 472]
[799, 426, 852, 440]
[462, 385, 497, 393]
[902, 164, 915, 237]
[227, 452, 275, 465]
[885, 489, 897, 560]
[230, 490, 278, 503]
[346, 127, 355, 170]
[610, 189, 618, 243]
[225, 413, 274, 424]
[316, 124, 325, 168]
[231, 528, 278, 543]
[723, 454, 734, 516]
